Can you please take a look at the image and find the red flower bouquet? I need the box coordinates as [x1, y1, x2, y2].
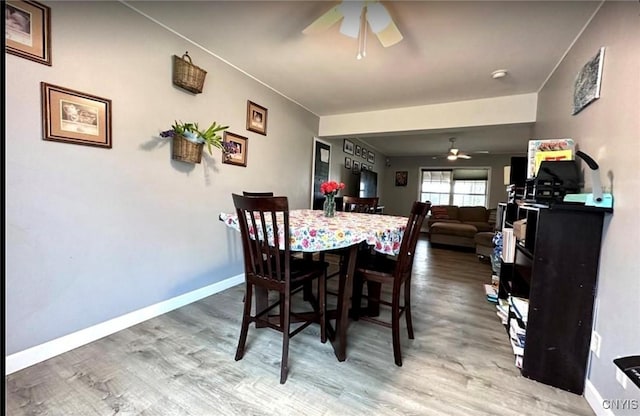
[320, 180, 345, 196]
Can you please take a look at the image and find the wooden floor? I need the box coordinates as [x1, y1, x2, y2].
[6, 237, 595, 415]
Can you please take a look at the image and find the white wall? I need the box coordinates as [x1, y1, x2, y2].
[5, 1, 319, 355]
[533, 2, 640, 413]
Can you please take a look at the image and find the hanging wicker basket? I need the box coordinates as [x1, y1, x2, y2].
[172, 134, 203, 164]
[172, 52, 207, 94]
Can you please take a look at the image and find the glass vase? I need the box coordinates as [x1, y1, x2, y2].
[323, 194, 336, 218]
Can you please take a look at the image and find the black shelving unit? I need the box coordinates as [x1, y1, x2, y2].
[505, 202, 608, 394]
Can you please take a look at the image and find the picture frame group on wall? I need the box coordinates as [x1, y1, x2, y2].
[223, 131, 248, 167]
[345, 157, 352, 169]
[246, 100, 268, 135]
[41, 82, 112, 148]
[343, 138, 354, 155]
[5, 0, 52, 66]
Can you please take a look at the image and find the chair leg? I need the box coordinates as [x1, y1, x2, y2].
[391, 284, 403, 367]
[404, 279, 414, 339]
[319, 273, 327, 343]
[280, 290, 291, 384]
[235, 283, 253, 361]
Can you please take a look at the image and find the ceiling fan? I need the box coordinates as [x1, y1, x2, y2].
[302, 1, 403, 59]
[445, 137, 472, 160]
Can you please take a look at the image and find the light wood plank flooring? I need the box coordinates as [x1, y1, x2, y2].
[6, 237, 595, 415]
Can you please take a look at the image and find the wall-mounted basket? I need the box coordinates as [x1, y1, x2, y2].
[172, 134, 203, 164]
[172, 51, 207, 94]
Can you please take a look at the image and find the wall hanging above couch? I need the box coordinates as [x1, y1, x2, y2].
[172, 51, 207, 94]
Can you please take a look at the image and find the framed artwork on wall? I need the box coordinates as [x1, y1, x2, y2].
[5, 0, 51, 66]
[345, 157, 352, 169]
[355, 144, 361, 157]
[41, 82, 112, 148]
[361, 147, 368, 159]
[246, 100, 267, 135]
[222, 131, 248, 167]
[572, 47, 605, 115]
[368, 150, 375, 164]
[395, 171, 408, 187]
[343, 138, 354, 155]
[352, 160, 360, 173]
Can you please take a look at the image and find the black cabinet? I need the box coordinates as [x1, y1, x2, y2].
[503, 203, 607, 394]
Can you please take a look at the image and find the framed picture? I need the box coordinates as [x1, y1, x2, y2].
[41, 82, 112, 148]
[572, 47, 605, 115]
[361, 164, 367, 171]
[222, 131, 248, 167]
[361, 147, 368, 159]
[352, 160, 360, 173]
[246, 100, 267, 135]
[345, 157, 352, 169]
[6, 1, 51, 66]
[355, 144, 361, 157]
[343, 138, 354, 155]
[368, 150, 375, 164]
[395, 171, 408, 187]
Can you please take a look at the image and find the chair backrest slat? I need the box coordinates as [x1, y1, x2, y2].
[395, 201, 431, 277]
[243, 191, 275, 197]
[343, 196, 379, 213]
[232, 194, 291, 284]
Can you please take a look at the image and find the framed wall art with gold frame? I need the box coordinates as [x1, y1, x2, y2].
[41, 82, 112, 148]
[6, 1, 51, 66]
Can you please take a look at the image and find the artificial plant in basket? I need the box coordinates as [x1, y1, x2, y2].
[161, 120, 230, 155]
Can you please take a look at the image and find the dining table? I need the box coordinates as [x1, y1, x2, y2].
[219, 208, 408, 362]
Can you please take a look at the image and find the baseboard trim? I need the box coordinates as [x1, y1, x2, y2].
[5, 274, 244, 375]
[584, 379, 614, 416]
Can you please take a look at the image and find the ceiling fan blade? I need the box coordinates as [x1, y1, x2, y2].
[458, 154, 472, 159]
[302, 5, 344, 35]
[374, 19, 403, 47]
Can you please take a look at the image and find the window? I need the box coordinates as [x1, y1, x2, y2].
[421, 168, 488, 206]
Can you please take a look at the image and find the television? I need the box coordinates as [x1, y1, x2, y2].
[359, 170, 378, 198]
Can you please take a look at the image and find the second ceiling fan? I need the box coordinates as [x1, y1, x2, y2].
[302, 1, 403, 59]
[446, 137, 472, 160]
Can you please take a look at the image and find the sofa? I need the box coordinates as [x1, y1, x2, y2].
[427, 205, 495, 251]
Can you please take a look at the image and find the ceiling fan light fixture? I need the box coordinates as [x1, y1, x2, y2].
[366, 2, 391, 33]
[447, 154, 458, 161]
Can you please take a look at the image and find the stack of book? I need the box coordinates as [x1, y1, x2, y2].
[509, 296, 529, 324]
[501, 228, 516, 262]
[508, 296, 529, 368]
[484, 283, 498, 303]
[496, 298, 509, 325]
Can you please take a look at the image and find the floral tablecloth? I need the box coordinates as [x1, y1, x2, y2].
[219, 209, 408, 255]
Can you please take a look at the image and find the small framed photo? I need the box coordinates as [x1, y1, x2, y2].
[352, 160, 360, 173]
[343, 138, 354, 155]
[355, 144, 361, 157]
[345, 157, 352, 169]
[41, 82, 112, 148]
[246, 100, 267, 135]
[368, 151, 375, 164]
[5, 1, 51, 66]
[361, 164, 368, 171]
[395, 171, 408, 187]
[222, 131, 248, 167]
[361, 147, 368, 159]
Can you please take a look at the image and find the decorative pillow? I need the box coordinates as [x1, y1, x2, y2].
[430, 206, 449, 219]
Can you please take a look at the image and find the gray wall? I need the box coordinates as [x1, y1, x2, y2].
[5, 1, 319, 354]
[380, 154, 523, 217]
[533, 1, 639, 412]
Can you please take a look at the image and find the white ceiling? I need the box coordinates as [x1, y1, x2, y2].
[126, 0, 601, 156]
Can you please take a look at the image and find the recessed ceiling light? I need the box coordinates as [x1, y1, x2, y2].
[491, 69, 508, 79]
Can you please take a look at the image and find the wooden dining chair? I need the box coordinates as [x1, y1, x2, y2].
[232, 194, 327, 384]
[352, 200, 431, 366]
[343, 196, 379, 213]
